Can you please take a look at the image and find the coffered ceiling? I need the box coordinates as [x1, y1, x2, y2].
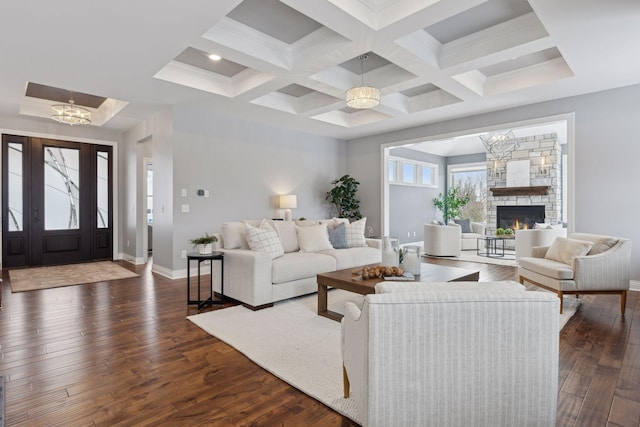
[1, 0, 640, 139]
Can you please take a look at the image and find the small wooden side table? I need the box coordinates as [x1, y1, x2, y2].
[187, 251, 224, 309]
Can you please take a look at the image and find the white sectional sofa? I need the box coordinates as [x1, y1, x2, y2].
[214, 218, 381, 309]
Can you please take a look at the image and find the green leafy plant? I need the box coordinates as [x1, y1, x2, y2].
[496, 228, 505, 235]
[325, 174, 362, 220]
[504, 228, 514, 235]
[190, 233, 217, 248]
[432, 187, 470, 223]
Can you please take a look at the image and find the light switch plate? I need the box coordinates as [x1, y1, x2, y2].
[181, 188, 187, 197]
[204, 190, 210, 198]
[181, 204, 190, 213]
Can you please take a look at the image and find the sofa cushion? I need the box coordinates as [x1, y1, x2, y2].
[271, 252, 336, 284]
[273, 220, 299, 253]
[544, 237, 592, 265]
[345, 217, 367, 247]
[328, 222, 348, 249]
[222, 220, 262, 249]
[518, 257, 575, 280]
[320, 246, 381, 270]
[246, 221, 284, 259]
[588, 237, 618, 255]
[296, 224, 333, 252]
[453, 218, 471, 233]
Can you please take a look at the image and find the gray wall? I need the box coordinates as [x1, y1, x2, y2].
[388, 148, 445, 243]
[346, 84, 640, 280]
[168, 107, 346, 273]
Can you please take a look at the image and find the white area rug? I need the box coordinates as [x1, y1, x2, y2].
[424, 250, 519, 267]
[188, 288, 579, 424]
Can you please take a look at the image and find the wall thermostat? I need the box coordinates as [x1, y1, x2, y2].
[197, 189, 205, 196]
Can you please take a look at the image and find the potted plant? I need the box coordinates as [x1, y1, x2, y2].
[432, 187, 470, 223]
[190, 233, 217, 254]
[325, 174, 362, 220]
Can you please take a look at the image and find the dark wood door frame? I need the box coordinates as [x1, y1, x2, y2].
[2, 134, 113, 267]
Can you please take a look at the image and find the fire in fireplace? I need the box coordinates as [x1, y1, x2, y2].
[496, 205, 545, 230]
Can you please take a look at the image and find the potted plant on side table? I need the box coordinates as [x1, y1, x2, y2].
[190, 233, 218, 255]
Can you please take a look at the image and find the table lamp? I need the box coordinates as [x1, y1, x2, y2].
[279, 195, 297, 221]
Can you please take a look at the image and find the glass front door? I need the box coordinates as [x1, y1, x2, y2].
[2, 135, 113, 267]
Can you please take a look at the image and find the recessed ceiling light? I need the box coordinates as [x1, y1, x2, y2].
[208, 54, 222, 61]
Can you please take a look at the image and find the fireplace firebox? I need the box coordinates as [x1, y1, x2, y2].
[496, 205, 545, 230]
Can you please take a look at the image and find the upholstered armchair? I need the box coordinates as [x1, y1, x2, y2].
[341, 281, 559, 427]
[518, 233, 631, 314]
[450, 220, 486, 250]
[423, 223, 461, 256]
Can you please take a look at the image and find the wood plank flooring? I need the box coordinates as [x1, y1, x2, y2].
[0, 258, 638, 426]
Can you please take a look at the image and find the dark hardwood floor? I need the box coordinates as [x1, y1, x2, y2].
[0, 258, 638, 426]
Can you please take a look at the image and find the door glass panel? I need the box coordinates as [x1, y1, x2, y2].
[45, 147, 80, 230]
[8, 143, 23, 231]
[97, 151, 109, 228]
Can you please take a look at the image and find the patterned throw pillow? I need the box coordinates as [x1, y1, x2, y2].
[345, 217, 367, 247]
[328, 222, 348, 249]
[245, 221, 284, 259]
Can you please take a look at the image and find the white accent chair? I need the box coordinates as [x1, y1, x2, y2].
[519, 233, 631, 314]
[515, 227, 567, 259]
[423, 224, 461, 256]
[341, 281, 560, 427]
[450, 221, 486, 250]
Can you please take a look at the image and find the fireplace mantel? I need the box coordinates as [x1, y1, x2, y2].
[490, 186, 550, 196]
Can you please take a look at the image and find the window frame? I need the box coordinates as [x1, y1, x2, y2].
[389, 156, 438, 188]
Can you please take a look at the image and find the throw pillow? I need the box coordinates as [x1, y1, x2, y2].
[453, 218, 471, 233]
[222, 221, 249, 249]
[328, 222, 348, 249]
[534, 222, 553, 230]
[544, 237, 593, 265]
[588, 237, 618, 255]
[295, 224, 333, 252]
[245, 222, 284, 259]
[345, 217, 367, 247]
[272, 220, 300, 253]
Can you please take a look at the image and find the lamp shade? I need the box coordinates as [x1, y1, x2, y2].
[279, 195, 297, 209]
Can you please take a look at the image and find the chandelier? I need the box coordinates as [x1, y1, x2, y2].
[479, 130, 519, 160]
[345, 54, 380, 109]
[51, 94, 91, 126]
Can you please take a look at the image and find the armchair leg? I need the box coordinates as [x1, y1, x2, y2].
[558, 291, 564, 314]
[621, 290, 627, 315]
[343, 365, 350, 398]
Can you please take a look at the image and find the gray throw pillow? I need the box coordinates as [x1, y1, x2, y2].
[454, 218, 471, 233]
[328, 222, 348, 249]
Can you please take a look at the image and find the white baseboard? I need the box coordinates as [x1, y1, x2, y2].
[630, 280, 640, 292]
[151, 264, 175, 279]
[120, 253, 145, 265]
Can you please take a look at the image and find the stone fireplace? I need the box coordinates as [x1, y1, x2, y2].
[486, 133, 562, 235]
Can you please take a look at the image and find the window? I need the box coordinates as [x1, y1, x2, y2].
[389, 156, 438, 188]
[448, 162, 487, 222]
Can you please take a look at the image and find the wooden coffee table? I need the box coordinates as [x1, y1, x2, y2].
[316, 263, 480, 321]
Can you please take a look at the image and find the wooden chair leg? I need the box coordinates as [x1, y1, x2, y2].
[343, 365, 350, 398]
[558, 291, 564, 314]
[621, 290, 627, 315]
